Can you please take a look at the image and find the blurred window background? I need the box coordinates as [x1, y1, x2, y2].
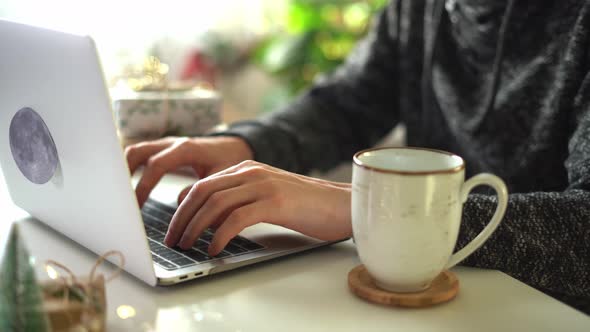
[0, 0, 386, 122]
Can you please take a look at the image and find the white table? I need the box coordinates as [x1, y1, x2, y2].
[1, 170, 588, 331]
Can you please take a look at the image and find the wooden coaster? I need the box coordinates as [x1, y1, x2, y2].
[348, 265, 459, 308]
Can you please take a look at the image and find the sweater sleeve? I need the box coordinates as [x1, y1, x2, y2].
[457, 83, 590, 313]
[214, 4, 402, 174]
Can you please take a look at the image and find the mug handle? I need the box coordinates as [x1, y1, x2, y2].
[445, 173, 508, 269]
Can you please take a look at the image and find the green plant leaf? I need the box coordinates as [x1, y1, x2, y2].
[250, 0, 387, 96]
[287, 3, 324, 33]
[257, 32, 315, 73]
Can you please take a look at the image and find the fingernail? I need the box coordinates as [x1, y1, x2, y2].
[178, 236, 190, 250]
[164, 235, 173, 247]
[137, 194, 145, 207]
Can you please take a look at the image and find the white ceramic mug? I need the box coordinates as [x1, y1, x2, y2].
[351, 147, 508, 293]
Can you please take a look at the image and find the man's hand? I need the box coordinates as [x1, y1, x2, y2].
[125, 136, 253, 207]
[165, 160, 352, 256]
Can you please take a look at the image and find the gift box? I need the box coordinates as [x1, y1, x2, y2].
[40, 251, 124, 332]
[41, 275, 106, 331]
[110, 56, 222, 140]
[113, 87, 222, 139]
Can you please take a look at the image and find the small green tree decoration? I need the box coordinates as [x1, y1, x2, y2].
[0, 223, 50, 331]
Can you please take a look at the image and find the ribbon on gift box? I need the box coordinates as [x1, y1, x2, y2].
[126, 56, 174, 138]
[42, 251, 125, 332]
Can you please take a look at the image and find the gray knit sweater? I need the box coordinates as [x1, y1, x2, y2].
[218, 0, 590, 313]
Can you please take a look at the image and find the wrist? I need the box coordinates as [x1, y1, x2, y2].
[213, 136, 254, 162]
[229, 136, 254, 161]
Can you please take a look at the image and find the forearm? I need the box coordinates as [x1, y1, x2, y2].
[220, 98, 398, 174]
[212, 96, 354, 173]
[457, 190, 590, 306]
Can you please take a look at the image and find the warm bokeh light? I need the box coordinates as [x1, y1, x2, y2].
[117, 305, 137, 320]
[45, 265, 58, 280]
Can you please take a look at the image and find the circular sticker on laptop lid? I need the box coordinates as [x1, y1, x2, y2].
[9, 107, 59, 184]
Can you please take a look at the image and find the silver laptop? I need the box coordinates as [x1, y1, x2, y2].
[0, 19, 342, 286]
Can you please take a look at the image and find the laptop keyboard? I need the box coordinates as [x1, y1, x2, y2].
[142, 198, 265, 270]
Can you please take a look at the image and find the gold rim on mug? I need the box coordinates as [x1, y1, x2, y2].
[353, 147, 465, 175]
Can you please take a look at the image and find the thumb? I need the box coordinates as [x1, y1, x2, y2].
[177, 185, 193, 205]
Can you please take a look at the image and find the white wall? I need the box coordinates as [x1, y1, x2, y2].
[0, 0, 287, 80]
